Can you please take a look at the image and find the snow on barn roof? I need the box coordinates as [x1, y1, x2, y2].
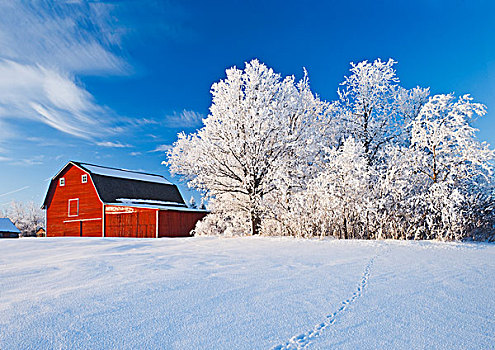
[115, 198, 187, 207]
[76, 162, 172, 185]
[0, 218, 21, 233]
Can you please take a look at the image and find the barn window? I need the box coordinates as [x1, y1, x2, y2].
[59, 178, 65, 186]
[68, 199, 79, 217]
[81, 174, 87, 183]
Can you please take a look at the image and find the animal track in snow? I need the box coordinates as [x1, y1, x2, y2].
[271, 254, 378, 350]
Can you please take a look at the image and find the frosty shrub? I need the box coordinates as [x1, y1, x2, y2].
[167, 59, 495, 241]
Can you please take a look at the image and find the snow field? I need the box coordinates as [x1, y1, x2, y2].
[0, 237, 493, 349]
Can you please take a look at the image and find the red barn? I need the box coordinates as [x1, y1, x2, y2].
[42, 161, 207, 238]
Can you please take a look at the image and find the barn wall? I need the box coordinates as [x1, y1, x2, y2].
[105, 206, 157, 238]
[158, 211, 207, 237]
[46, 165, 103, 237]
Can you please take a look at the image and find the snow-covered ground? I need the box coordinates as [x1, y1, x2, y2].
[0, 237, 493, 349]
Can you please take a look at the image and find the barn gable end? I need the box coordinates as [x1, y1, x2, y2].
[43, 163, 103, 237]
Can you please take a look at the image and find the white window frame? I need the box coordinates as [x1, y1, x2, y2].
[68, 198, 79, 217]
[59, 177, 65, 187]
[81, 174, 88, 183]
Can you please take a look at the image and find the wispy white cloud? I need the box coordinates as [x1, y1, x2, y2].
[130, 151, 142, 156]
[11, 156, 45, 166]
[0, 60, 117, 139]
[96, 141, 132, 148]
[0, 1, 130, 144]
[164, 109, 204, 128]
[0, 153, 44, 165]
[0, 1, 128, 75]
[26, 137, 66, 147]
[131, 118, 161, 126]
[150, 144, 173, 153]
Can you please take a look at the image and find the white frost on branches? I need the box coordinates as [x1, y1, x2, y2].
[337, 59, 429, 163]
[166, 58, 495, 241]
[410, 94, 493, 184]
[1, 201, 44, 236]
[188, 196, 197, 209]
[167, 59, 329, 235]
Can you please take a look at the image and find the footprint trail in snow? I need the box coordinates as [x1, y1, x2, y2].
[272, 252, 380, 350]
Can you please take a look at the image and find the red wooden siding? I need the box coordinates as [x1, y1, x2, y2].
[158, 210, 207, 237]
[105, 205, 157, 238]
[45, 165, 103, 237]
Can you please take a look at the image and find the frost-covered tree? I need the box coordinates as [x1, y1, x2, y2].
[410, 94, 493, 185]
[408, 94, 494, 240]
[337, 58, 429, 164]
[189, 196, 197, 209]
[167, 59, 328, 235]
[306, 59, 430, 239]
[2, 201, 44, 236]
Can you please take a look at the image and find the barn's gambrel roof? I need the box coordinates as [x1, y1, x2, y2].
[42, 161, 186, 209]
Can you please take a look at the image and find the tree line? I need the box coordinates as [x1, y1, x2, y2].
[167, 59, 494, 240]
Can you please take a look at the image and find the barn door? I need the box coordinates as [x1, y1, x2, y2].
[80, 221, 83, 237]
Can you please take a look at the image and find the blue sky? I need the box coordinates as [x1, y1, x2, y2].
[1, 0, 494, 207]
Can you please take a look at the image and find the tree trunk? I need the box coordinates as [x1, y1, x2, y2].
[251, 211, 261, 235]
